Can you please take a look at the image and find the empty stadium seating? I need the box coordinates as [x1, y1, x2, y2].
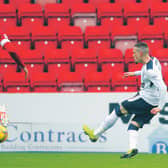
[71, 48, 98, 73]
[31, 26, 58, 51]
[30, 71, 57, 92]
[124, 3, 150, 28]
[0, 0, 168, 92]
[18, 4, 44, 29]
[5, 26, 31, 50]
[71, 3, 97, 32]
[85, 26, 112, 49]
[150, 2, 168, 26]
[112, 73, 138, 92]
[17, 49, 45, 74]
[58, 26, 84, 49]
[0, 48, 17, 74]
[111, 25, 138, 54]
[3, 72, 31, 92]
[0, 4, 17, 31]
[138, 25, 165, 51]
[8, 0, 33, 8]
[44, 48, 71, 74]
[45, 3, 70, 28]
[57, 71, 85, 92]
[97, 3, 123, 28]
[84, 72, 112, 92]
[98, 48, 124, 76]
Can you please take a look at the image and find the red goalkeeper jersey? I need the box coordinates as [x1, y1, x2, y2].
[0, 30, 25, 68]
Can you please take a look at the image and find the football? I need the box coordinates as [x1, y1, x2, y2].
[0, 125, 8, 143]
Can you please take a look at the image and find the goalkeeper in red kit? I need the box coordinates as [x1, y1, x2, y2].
[0, 30, 28, 79]
[0, 30, 29, 132]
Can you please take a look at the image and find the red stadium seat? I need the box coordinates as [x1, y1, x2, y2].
[152, 48, 168, 61]
[0, 48, 17, 74]
[71, 3, 97, 32]
[125, 48, 134, 64]
[17, 49, 45, 74]
[58, 26, 84, 49]
[57, 72, 85, 92]
[85, 26, 111, 50]
[151, 48, 168, 80]
[61, 0, 84, 7]
[3, 72, 31, 92]
[71, 48, 98, 73]
[112, 72, 138, 92]
[45, 3, 70, 29]
[9, 0, 32, 8]
[112, 25, 138, 54]
[44, 48, 71, 74]
[97, 3, 123, 28]
[32, 26, 57, 51]
[150, 2, 168, 26]
[5, 26, 31, 50]
[98, 48, 124, 76]
[18, 4, 44, 30]
[115, 0, 137, 3]
[88, 0, 111, 5]
[138, 25, 165, 51]
[84, 72, 111, 92]
[124, 3, 150, 28]
[140, 0, 166, 4]
[161, 62, 168, 85]
[0, 4, 17, 31]
[36, 0, 56, 8]
[30, 72, 57, 92]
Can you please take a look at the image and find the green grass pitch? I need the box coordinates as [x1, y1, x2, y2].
[0, 153, 167, 168]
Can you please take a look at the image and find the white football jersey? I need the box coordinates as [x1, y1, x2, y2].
[135, 57, 167, 109]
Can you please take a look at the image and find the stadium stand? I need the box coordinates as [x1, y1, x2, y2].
[0, 0, 168, 92]
[98, 48, 124, 76]
[97, 3, 123, 28]
[71, 47, 98, 73]
[0, 48, 17, 74]
[45, 3, 70, 28]
[85, 26, 112, 50]
[84, 72, 112, 92]
[5, 26, 31, 50]
[31, 25, 58, 51]
[0, 4, 17, 31]
[57, 71, 85, 92]
[30, 71, 57, 92]
[2, 71, 31, 92]
[44, 48, 71, 75]
[58, 26, 84, 49]
[18, 3, 44, 29]
[71, 3, 97, 32]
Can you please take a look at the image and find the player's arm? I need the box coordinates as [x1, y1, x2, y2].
[124, 70, 141, 77]
[147, 70, 167, 113]
[1, 36, 28, 79]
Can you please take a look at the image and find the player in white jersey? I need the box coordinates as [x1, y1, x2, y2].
[83, 42, 167, 158]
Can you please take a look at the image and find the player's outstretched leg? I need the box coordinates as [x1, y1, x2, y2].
[83, 125, 98, 142]
[120, 149, 138, 159]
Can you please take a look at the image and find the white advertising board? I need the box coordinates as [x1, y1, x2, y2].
[0, 93, 167, 153]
